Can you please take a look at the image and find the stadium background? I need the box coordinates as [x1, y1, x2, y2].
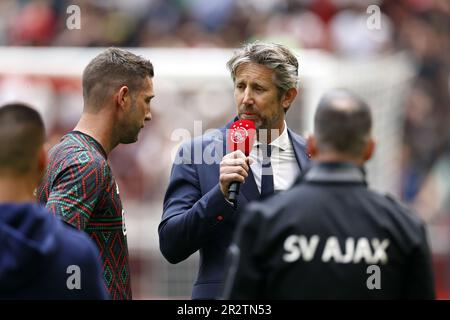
[0, 0, 448, 299]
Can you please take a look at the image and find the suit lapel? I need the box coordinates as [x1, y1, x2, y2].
[288, 128, 310, 172]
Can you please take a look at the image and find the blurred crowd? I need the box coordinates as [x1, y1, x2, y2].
[0, 0, 448, 205]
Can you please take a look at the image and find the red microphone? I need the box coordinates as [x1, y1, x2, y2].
[226, 120, 256, 205]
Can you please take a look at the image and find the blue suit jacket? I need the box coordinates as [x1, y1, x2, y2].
[159, 120, 310, 299]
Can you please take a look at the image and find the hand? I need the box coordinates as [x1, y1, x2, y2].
[219, 150, 250, 199]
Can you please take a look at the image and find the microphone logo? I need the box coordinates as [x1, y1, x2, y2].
[228, 119, 256, 156]
[227, 119, 256, 205]
[230, 127, 248, 144]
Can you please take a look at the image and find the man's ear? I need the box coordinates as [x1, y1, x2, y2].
[306, 135, 317, 159]
[282, 88, 298, 112]
[116, 85, 130, 110]
[363, 137, 376, 162]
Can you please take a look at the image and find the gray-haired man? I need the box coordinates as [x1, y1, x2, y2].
[159, 42, 310, 299]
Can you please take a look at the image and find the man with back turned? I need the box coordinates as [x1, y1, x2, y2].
[223, 89, 435, 299]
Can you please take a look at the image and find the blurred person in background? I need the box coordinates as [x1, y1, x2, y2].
[414, 135, 450, 298]
[223, 89, 435, 299]
[37, 48, 155, 300]
[0, 103, 107, 299]
[159, 41, 310, 299]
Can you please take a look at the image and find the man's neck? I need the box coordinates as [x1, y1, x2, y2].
[73, 112, 117, 155]
[314, 152, 365, 166]
[257, 121, 285, 144]
[0, 176, 36, 203]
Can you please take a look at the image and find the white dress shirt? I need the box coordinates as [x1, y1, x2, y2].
[249, 122, 300, 193]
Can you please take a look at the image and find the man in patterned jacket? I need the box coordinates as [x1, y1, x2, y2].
[38, 48, 155, 299]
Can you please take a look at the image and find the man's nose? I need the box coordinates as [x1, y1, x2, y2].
[242, 88, 254, 105]
[145, 109, 152, 121]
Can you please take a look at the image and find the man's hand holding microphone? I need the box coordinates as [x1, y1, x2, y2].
[220, 120, 255, 206]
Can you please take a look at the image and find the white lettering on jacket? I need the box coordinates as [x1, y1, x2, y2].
[283, 235, 389, 264]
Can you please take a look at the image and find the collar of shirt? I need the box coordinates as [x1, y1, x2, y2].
[253, 121, 290, 152]
[249, 121, 299, 193]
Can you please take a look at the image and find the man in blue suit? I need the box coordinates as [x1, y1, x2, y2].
[159, 42, 310, 299]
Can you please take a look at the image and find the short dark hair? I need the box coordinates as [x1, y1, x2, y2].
[0, 103, 45, 174]
[82, 48, 154, 110]
[314, 89, 372, 157]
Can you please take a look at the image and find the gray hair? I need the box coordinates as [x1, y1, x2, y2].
[226, 42, 299, 95]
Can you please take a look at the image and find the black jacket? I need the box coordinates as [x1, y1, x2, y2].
[223, 162, 435, 299]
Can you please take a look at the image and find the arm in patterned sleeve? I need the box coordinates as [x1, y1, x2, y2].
[44, 154, 106, 230]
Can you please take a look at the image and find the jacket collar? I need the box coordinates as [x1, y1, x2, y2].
[302, 162, 367, 184]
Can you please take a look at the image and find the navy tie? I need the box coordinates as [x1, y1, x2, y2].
[260, 144, 274, 199]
